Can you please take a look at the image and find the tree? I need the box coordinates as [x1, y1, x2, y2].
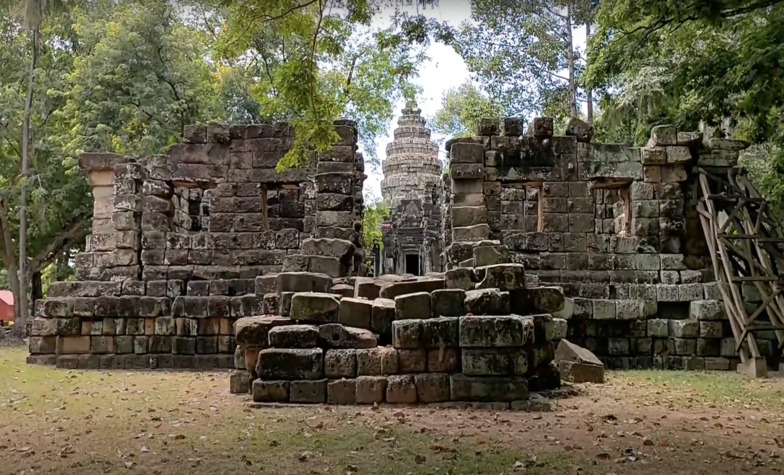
[362, 201, 390, 250]
[586, 0, 784, 202]
[212, 0, 448, 169]
[454, 0, 596, 123]
[429, 82, 505, 139]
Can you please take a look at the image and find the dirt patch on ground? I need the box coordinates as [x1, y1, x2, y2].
[1, 347, 783, 474]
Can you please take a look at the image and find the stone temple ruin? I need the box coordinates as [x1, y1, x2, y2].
[26, 103, 784, 406]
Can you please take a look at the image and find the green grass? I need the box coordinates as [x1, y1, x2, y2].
[0, 348, 576, 475]
[611, 369, 784, 408]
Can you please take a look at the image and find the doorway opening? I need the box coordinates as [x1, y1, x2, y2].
[405, 254, 421, 276]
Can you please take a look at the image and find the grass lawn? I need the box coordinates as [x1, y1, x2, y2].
[2, 346, 784, 474]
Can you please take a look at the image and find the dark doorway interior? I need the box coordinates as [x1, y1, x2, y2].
[405, 254, 421, 276]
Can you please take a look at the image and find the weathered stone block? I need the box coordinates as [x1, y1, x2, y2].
[234, 316, 291, 347]
[450, 374, 528, 402]
[431, 289, 466, 318]
[379, 279, 445, 299]
[464, 288, 510, 315]
[355, 376, 387, 404]
[338, 297, 373, 329]
[414, 373, 450, 403]
[673, 338, 697, 356]
[474, 264, 525, 291]
[647, 319, 669, 337]
[397, 349, 427, 373]
[386, 375, 417, 403]
[290, 292, 341, 323]
[325, 349, 357, 378]
[462, 349, 528, 376]
[327, 379, 357, 405]
[356, 347, 399, 375]
[669, 319, 698, 338]
[371, 298, 395, 336]
[230, 371, 251, 394]
[699, 321, 723, 339]
[289, 379, 327, 403]
[444, 268, 473, 291]
[421, 317, 460, 348]
[690, 300, 723, 320]
[255, 348, 323, 380]
[392, 319, 423, 349]
[459, 315, 527, 347]
[427, 348, 460, 372]
[318, 324, 377, 349]
[395, 292, 431, 320]
[267, 325, 320, 348]
[277, 272, 333, 293]
[592, 300, 616, 320]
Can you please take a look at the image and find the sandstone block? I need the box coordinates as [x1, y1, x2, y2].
[252, 380, 289, 402]
[324, 349, 357, 378]
[229, 371, 251, 394]
[462, 349, 528, 376]
[371, 298, 395, 336]
[234, 316, 292, 347]
[431, 289, 466, 318]
[379, 279, 445, 299]
[474, 264, 525, 291]
[256, 348, 323, 380]
[290, 379, 327, 403]
[699, 321, 723, 339]
[421, 317, 460, 348]
[392, 319, 423, 349]
[647, 319, 669, 338]
[356, 347, 399, 375]
[318, 324, 377, 349]
[449, 374, 528, 402]
[397, 349, 427, 373]
[395, 292, 431, 320]
[355, 278, 381, 300]
[267, 325, 320, 348]
[277, 272, 333, 293]
[444, 268, 473, 291]
[464, 288, 510, 315]
[355, 376, 387, 404]
[414, 373, 450, 403]
[669, 319, 698, 338]
[327, 379, 357, 405]
[338, 297, 373, 329]
[690, 300, 723, 320]
[459, 315, 527, 347]
[427, 348, 460, 372]
[386, 375, 417, 403]
[290, 292, 341, 323]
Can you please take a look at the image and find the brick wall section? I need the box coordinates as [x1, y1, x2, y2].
[443, 118, 777, 371]
[27, 122, 364, 369]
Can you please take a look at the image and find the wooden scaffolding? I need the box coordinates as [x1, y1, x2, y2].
[696, 166, 784, 377]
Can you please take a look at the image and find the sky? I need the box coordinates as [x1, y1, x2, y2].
[364, 2, 474, 201]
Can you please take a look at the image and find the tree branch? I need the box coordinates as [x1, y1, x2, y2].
[28, 216, 89, 275]
[0, 199, 17, 269]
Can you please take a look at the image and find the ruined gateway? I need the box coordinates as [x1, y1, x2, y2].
[26, 111, 781, 405]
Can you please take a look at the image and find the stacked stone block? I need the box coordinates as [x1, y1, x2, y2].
[28, 122, 364, 369]
[231, 264, 563, 406]
[441, 117, 772, 369]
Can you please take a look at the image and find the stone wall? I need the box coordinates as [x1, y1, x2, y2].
[443, 118, 778, 371]
[27, 122, 365, 369]
[231, 264, 563, 406]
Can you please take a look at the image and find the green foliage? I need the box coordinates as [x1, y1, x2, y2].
[57, 0, 223, 158]
[212, 0, 445, 169]
[587, 0, 784, 202]
[429, 82, 505, 139]
[362, 201, 389, 250]
[453, 0, 594, 119]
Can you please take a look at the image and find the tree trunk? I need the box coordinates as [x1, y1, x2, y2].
[32, 271, 42, 303]
[565, 5, 578, 118]
[586, 22, 594, 125]
[18, 27, 39, 337]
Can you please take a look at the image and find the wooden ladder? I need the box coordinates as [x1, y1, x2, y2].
[695, 166, 784, 377]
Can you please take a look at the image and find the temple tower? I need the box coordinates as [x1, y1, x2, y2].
[380, 101, 443, 275]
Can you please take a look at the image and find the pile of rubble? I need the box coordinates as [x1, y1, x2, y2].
[231, 261, 569, 406]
